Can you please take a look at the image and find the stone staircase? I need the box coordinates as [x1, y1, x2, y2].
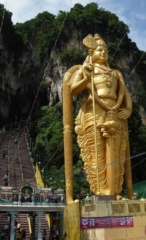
[0, 129, 37, 190]
[0, 129, 51, 239]
[9, 130, 23, 189]
[0, 214, 9, 240]
[30, 214, 50, 239]
[18, 132, 37, 188]
[0, 132, 9, 187]
[17, 213, 30, 239]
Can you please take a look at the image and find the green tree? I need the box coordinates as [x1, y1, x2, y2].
[30, 103, 80, 170]
[33, 103, 64, 168]
[128, 102, 146, 182]
[73, 160, 90, 199]
[43, 166, 65, 191]
[0, 4, 24, 52]
[56, 47, 86, 67]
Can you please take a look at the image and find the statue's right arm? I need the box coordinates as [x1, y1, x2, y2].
[71, 68, 90, 96]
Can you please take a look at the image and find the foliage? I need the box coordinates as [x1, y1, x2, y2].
[133, 88, 146, 110]
[128, 102, 146, 182]
[43, 166, 65, 191]
[56, 47, 86, 67]
[15, 11, 55, 43]
[32, 103, 64, 168]
[134, 53, 146, 90]
[0, 4, 24, 52]
[42, 161, 90, 199]
[30, 102, 90, 197]
[1, 1, 146, 191]
[15, 11, 56, 60]
[0, 0, 139, 75]
[73, 160, 90, 199]
[108, 55, 117, 68]
[30, 103, 80, 169]
[13, 2, 132, 62]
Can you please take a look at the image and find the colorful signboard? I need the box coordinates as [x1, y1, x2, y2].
[80, 217, 133, 229]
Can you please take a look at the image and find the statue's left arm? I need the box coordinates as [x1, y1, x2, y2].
[71, 67, 91, 95]
[116, 72, 132, 120]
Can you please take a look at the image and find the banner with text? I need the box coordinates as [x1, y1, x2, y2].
[80, 216, 133, 229]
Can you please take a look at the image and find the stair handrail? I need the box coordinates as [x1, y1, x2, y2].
[27, 214, 32, 235]
[17, 140, 24, 183]
[24, 131, 36, 182]
[46, 214, 51, 229]
[8, 133, 10, 186]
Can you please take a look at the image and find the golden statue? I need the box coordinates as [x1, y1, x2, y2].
[63, 34, 133, 203]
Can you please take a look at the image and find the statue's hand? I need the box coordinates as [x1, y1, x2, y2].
[117, 108, 131, 119]
[83, 63, 93, 79]
[82, 71, 90, 84]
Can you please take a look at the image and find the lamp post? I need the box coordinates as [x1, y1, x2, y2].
[38, 162, 41, 170]
[30, 138, 32, 150]
[41, 169, 44, 179]
[36, 154, 38, 165]
[36, 154, 40, 162]
[33, 146, 35, 161]
[32, 142, 34, 153]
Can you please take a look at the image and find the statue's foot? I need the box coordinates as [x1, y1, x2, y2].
[100, 188, 112, 195]
[95, 191, 101, 195]
[115, 195, 123, 200]
[95, 188, 111, 196]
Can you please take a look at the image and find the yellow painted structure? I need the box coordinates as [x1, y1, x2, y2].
[35, 163, 44, 188]
[46, 214, 51, 228]
[27, 215, 32, 234]
[64, 200, 80, 240]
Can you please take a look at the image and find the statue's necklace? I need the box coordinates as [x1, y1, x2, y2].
[103, 74, 113, 88]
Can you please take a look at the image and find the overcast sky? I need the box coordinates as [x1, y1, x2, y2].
[0, 0, 146, 51]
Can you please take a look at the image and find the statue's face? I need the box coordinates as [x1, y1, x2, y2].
[92, 45, 108, 64]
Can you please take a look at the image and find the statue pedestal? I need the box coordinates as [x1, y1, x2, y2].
[92, 195, 115, 201]
[80, 199, 146, 240]
[64, 199, 146, 239]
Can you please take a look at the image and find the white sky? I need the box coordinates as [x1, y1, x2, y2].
[0, 0, 146, 51]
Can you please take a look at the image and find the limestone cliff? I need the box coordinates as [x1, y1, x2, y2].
[0, 3, 146, 127]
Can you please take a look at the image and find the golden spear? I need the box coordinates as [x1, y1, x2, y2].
[83, 34, 100, 194]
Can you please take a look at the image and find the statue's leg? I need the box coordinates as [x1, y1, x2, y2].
[105, 137, 115, 195]
[85, 124, 108, 195]
[114, 120, 127, 195]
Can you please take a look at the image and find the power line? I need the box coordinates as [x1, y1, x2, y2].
[7, 1, 146, 180]
[9, 0, 74, 174]
[8, 0, 72, 171]
[41, 152, 146, 179]
[127, 52, 145, 81]
[86, 152, 146, 172]
[42, 141, 63, 170]
[112, 0, 144, 57]
[0, 0, 7, 34]
[51, 0, 73, 55]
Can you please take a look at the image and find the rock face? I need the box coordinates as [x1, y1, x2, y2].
[0, 37, 44, 125]
[0, 29, 68, 126]
[43, 56, 67, 107]
[0, 22, 145, 127]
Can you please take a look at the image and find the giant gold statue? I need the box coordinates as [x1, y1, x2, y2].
[63, 34, 133, 203]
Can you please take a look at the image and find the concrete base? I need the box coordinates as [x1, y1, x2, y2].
[81, 216, 146, 240]
[80, 199, 146, 240]
[64, 199, 146, 240]
[92, 195, 115, 201]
